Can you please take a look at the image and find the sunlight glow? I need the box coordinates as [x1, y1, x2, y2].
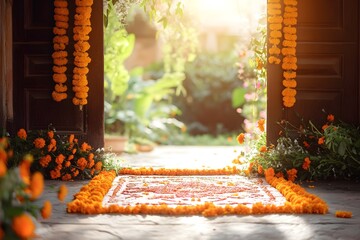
[188, 0, 266, 35]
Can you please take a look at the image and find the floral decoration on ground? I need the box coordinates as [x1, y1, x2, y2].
[0, 136, 68, 239]
[9, 127, 104, 181]
[66, 170, 328, 217]
[119, 166, 240, 176]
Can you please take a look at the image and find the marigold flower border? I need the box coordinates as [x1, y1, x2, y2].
[67, 169, 328, 217]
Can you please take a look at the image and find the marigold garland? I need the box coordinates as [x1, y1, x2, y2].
[267, 0, 298, 108]
[118, 166, 240, 176]
[52, 0, 69, 102]
[282, 0, 298, 107]
[72, 0, 93, 109]
[67, 169, 328, 216]
[267, 0, 283, 64]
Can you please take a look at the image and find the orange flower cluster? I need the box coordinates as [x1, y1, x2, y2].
[67, 169, 328, 216]
[335, 210, 352, 218]
[265, 168, 328, 214]
[302, 157, 311, 170]
[267, 0, 282, 64]
[118, 166, 240, 176]
[67, 170, 116, 213]
[14, 128, 103, 181]
[282, 0, 298, 107]
[52, 0, 69, 102]
[286, 168, 297, 182]
[72, 0, 93, 108]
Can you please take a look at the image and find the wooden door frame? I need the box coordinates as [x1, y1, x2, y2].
[0, 0, 13, 133]
[267, 1, 360, 145]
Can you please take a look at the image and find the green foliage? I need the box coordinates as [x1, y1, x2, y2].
[231, 87, 246, 108]
[104, 6, 134, 102]
[104, 0, 196, 147]
[247, 113, 360, 181]
[174, 51, 244, 135]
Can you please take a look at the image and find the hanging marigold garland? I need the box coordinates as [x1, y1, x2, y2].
[281, 0, 298, 107]
[267, 0, 298, 108]
[52, 0, 69, 102]
[72, 0, 93, 109]
[267, 0, 282, 65]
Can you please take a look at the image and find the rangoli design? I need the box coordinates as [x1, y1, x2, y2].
[103, 175, 286, 207]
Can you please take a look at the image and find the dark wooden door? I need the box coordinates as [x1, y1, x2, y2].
[267, 0, 360, 143]
[12, 0, 104, 148]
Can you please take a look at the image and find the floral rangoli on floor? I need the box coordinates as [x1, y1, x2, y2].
[103, 175, 286, 208]
[67, 170, 328, 217]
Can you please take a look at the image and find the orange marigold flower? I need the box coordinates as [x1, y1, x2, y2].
[61, 173, 72, 181]
[318, 137, 325, 145]
[322, 124, 329, 131]
[65, 160, 71, 167]
[259, 145, 267, 152]
[48, 138, 57, 152]
[34, 138, 46, 149]
[69, 134, 75, 143]
[48, 131, 54, 139]
[17, 128, 27, 140]
[275, 172, 284, 178]
[258, 119, 265, 132]
[40, 155, 52, 168]
[56, 154, 65, 165]
[0, 160, 7, 177]
[19, 157, 32, 185]
[12, 214, 35, 239]
[258, 165, 264, 175]
[41, 200, 52, 219]
[50, 169, 61, 179]
[94, 161, 102, 171]
[0, 149, 7, 164]
[58, 184, 68, 202]
[81, 142, 91, 151]
[303, 141, 310, 148]
[30, 172, 44, 199]
[286, 168, 297, 182]
[264, 167, 275, 178]
[327, 114, 335, 122]
[302, 157, 311, 170]
[236, 133, 245, 144]
[77, 157, 87, 170]
[335, 210, 352, 218]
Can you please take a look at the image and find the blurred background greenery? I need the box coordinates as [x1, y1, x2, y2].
[103, 0, 266, 148]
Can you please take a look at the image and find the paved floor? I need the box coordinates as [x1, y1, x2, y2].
[35, 146, 360, 240]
